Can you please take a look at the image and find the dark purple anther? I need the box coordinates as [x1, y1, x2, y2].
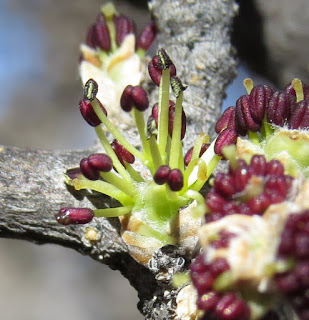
[153, 165, 171, 185]
[168, 105, 186, 140]
[209, 258, 230, 277]
[184, 143, 210, 166]
[66, 167, 83, 180]
[234, 166, 252, 192]
[55, 207, 94, 225]
[137, 21, 157, 51]
[86, 14, 111, 51]
[288, 100, 309, 130]
[249, 84, 274, 124]
[131, 85, 149, 111]
[191, 270, 215, 295]
[148, 54, 177, 86]
[250, 154, 267, 176]
[265, 160, 284, 176]
[167, 169, 183, 191]
[120, 85, 134, 112]
[114, 14, 136, 46]
[213, 172, 236, 198]
[214, 128, 238, 157]
[267, 91, 296, 126]
[205, 190, 227, 212]
[197, 290, 220, 312]
[215, 106, 236, 134]
[88, 153, 113, 172]
[236, 95, 260, 133]
[247, 193, 271, 214]
[151, 102, 159, 126]
[79, 98, 107, 127]
[80, 158, 100, 180]
[111, 140, 135, 165]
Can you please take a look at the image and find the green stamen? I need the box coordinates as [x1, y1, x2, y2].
[157, 68, 170, 156]
[169, 91, 183, 169]
[94, 205, 133, 217]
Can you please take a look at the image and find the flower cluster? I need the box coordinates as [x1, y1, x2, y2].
[79, 2, 157, 126]
[215, 78, 309, 177]
[57, 47, 223, 265]
[191, 78, 309, 319]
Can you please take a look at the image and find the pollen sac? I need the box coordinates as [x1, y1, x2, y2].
[79, 98, 107, 127]
[288, 100, 309, 130]
[131, 85, 149, 111]
[214, 128, 238, 157]
[215, 106, 236, 134]
[167, 169, 183, 191]
[136, 21, 157, 51]
[249, 84, 273, 124]
[158, 48, 174, 69]
[148, 54, 177, 86]
[267, 91, 296, 126]
[56, 207, 94, 225]
[235, 95, 260, 134]
[170, 76, 187, 98]
[113, 14, 136, 46]
[83, 78, 98, 101]
[80, 158, 100, 180]
[111, 140, 135, 165]
[153, 165, 171, 185]
[88, 153, 113, 172]
[86, 14, 111, 51]
[184, 143, 210, 166]
[168, 104, 187, 140]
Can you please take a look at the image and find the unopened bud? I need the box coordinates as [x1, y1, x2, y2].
[215, 106, 236, 134]
[80, 158, 100, 180]
[56, 207, 94, 225]
[79, 98, 107, 127]
[153, 165, 171, 185]
[114, 14, 135, 46]
[111, 140, 135, 165]
[214, 128, 238, 157]
[137, 21, 157, 51]
[131, 86, 149, 111]
[88, 153, 113, 172]
[167, 169, 183, 192]
[288, 100, 309, 130]
[120, 85, 134, 112]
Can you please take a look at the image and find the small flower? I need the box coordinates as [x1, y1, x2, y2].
[79, 3, 157, 127]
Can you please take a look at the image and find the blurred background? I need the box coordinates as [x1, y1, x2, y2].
[0, 0, 308, 319]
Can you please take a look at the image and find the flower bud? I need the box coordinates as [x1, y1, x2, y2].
[288, 100, 309, 130]
[88, 153, 113, 172]
[168, 104, 186, 140]
[153, 165, 171, 185]
[215, 106, 236, 134]
[214, 128, 238, 157]
[167, 169, 183, 191]
[131, 86, 149, 111]
[235, 95, 260, 134]
[267, 91, 296, 126]
[55, 207, 94, 225]
[120, 85, 134, 112]
[249, 84, 273, 124]
[111, 140, 135, 165]
[113, 14, 135, 46]
[137, 21, 157, 51]
[80, 158, 100, 180]
[79, 98, 107, 127]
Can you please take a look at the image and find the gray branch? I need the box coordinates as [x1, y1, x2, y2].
[0, 0, 238, 319]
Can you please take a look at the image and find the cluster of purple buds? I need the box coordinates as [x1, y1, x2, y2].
[84, 7, 157, 53]
[205, 155, 294, 222]
[153, 166, 183, 191]
[190, 255, 251, 320]
[214, 79, 309, 156]
[274, 211, 309, 319]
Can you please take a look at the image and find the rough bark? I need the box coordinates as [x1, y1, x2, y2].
[0, 0, 238, 319]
